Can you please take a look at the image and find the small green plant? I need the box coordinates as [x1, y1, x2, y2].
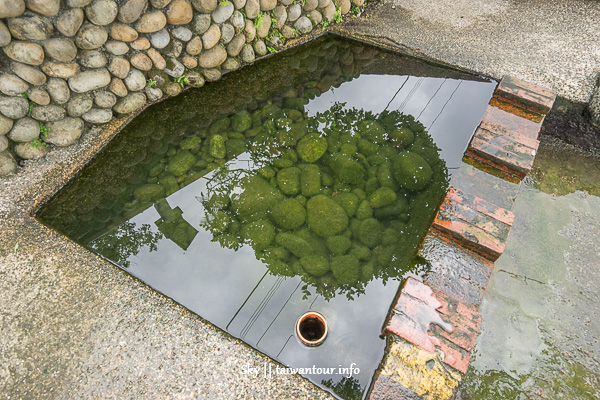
[321, 20, 331, 28]
[219, 0, 230, 5]
[292, 28, 300, 37]
[266, 46, 277, 54]
[255, 11, 264, 28]
[147, 78, 157, 87]
[31, 122, 50, 150]
[22, 92, 34, 116]
[40, 122, 50, 136]
[334, 9, 343, 23]
[173, 75, 190, 88]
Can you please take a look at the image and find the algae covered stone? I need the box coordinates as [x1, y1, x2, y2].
[306, 194, 349, 237]
[231, 175, 284, 219]
[276, 166, 301, 195]
[167, 150, 196, 176]
[359, 218, 384, 248]
[300, 255, 330, 277]
[329, 153, 365, 185]
[297, 132, 327, 163]
[389, 127, 414, 148]
[326, 235, 351, 255]
[275, 232, 312, 257]
[272, 198, 306, 229]
[392, 151, 432, 191]
[332, 192, 359, 217]
[300, 163, 321, 197]
[369, 187, 397, 208]
[241, 219, 275, 250]
[358, 120, 385, 143]
[330, 255, 360, 285]
[231, 109, 252, 132]
[133, 183, 165, 202]
[209, 134, 226, 158]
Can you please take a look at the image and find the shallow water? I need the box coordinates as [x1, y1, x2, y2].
[457, 138, 600, 399]
[37, 35, 496, 399]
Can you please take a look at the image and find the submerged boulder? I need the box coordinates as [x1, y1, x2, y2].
[272, 198, 306, 229]
[392, 151, 432, 191]
[276, 166, 301, 195]
[241, 219, 275, 250]
[330, 254, 360, 285]
[306, 194, 348, 237]
[167, 150, 196, 176]
[297, 132, 327, 163]
[231, 175, 284, 220]
[300, 255, 330, 277]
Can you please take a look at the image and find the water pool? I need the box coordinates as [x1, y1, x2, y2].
[36, 35, 496, 399]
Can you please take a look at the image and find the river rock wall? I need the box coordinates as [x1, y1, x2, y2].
[0, 0, 365, 176]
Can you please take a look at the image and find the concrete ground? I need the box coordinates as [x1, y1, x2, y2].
[2, 0, 600, 399]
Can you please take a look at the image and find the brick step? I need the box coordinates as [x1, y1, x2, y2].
[465, 120, 540, 179]
[431, 186, 514, 261]
[384, 278, 481, 374]
[493, 75, 557, 116]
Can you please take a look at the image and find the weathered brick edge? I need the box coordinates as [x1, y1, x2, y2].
[369, 77, 556, 399]
[464, 77, 557, 180]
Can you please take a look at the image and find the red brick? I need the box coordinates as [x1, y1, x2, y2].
[494, 75, 557, 115]
[445, 187, 515, 226]
[482, 104, 542, 140]
[432, 187, 513, 261]
[384, 278, 480, 374]
[465, 120, 540, 179]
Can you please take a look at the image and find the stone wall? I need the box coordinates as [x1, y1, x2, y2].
[0, 0, 365, 177]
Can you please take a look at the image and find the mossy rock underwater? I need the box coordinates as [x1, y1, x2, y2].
[189, 105, 449, 299]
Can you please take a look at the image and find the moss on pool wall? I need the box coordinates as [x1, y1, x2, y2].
[0, 0, 370, 177]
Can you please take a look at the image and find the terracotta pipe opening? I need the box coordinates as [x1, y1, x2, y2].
[296, 311, 328, 346]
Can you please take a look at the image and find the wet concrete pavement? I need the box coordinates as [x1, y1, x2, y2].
[2, 1, 600, 399]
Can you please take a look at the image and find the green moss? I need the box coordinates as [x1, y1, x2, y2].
[231, 110, 252, 132]
[358, 120, 386, 143]
[332, 192, 359, 217]
[208, 117, 231, 135]
[358, 138, 379, 156]
[330, 255, 360, 285]
[352, 188, 366, 200]
[272, 158, 294, 169]
[275, 232, 313, 258]
[282, 97, 308, 111]
[300, 255, 330, 277]
[231, 175, 284, 220]
[272, 198, 306, 229]
[289, 120, 309, 142]
[148, 163, 164, 177]
[355, 199, 373, 220]
[365, 177, 379, 195]
[377, 161, 399, 191]
[297, 132, 328, 163]
[133, 184, 165, 202]
[261, 103, 280, 119]
[381, 228, 399, 246]
[276, 129, 296, 147]
[180, 136, 202, 151]
[329, 153, 365, 185]
[295, 227, 329, 257]
[241, 219, 275, 250]
[326, 235, 352, 255]
[263, 245, 290, 260]
[389, 127, 414, 148]
[350, 245, 371, 261]
[359, 218, 383, 248]
[321, 170, 334, 187]
[286, 109, 303, 121]
[277, 167, 301, 195]
[226, 138, 246, 159]
[209, 135, 226, 159]
[369, 187, 397, 208]
[258, 165, 276, 179]
[167, 150, 197, 176]
[340, 143, 357, 156]
[275, 117, 293, 130]
[392, 152, 433, 191]
[373, 196, 409, 219]
[158, 175, 179, 196]
[306, 195, 349, 237]
[301, 164, 321, 197]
